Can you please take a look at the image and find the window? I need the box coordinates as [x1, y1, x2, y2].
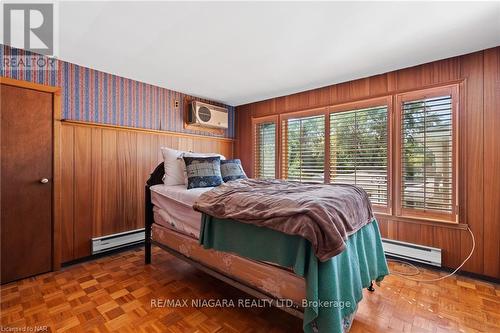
[250, 83, 459, 224]
[396, 85, 458, 222]
[282, 114, 325, 182]
[330, 104, 389, 208]
[254, 118, 277, 179]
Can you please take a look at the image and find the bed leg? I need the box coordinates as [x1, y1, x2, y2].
[145, 229, 151, 264]
[145, 184, 153, 265]
[311, 320, 319, 333]
[367, 281, 375, 292]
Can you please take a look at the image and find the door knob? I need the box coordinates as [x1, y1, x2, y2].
[40, 178, 49, 184]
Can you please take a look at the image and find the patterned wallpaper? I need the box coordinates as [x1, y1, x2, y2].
[0, 45, 235, 138]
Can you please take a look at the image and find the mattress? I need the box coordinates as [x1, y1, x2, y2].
[150, 184, 212, 238]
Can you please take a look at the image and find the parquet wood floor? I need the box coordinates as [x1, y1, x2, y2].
[1, 247, 498, 333]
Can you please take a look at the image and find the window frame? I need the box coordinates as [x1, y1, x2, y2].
[279, 107, 328, 182]
[252, 115, 279, 179]
[328, 96, 393, 215]
[394, 84, 460, 223]
[249, 84, 461, 225]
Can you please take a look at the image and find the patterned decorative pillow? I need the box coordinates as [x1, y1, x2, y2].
[181, 152, 225, 185]
[220, 159, 247, 182]
[183, 156, 223, 189]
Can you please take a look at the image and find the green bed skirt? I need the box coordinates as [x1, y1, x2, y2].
[199, 215, 389, 333]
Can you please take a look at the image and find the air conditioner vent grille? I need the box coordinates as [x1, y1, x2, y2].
[198, 106, 211, 122]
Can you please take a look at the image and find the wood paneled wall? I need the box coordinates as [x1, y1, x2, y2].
[235, 47, 500, 279]
[60, 121, 233, 263]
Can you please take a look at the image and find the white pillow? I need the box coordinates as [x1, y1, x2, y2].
[181, 152, 226, 184]
[160, 147, 186, 185]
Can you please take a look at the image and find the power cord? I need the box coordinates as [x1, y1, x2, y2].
[387, 226, 475, 282]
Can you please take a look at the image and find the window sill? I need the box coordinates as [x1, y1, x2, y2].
[374, 212, 467, 230]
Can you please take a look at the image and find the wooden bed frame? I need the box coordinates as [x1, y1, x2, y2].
[144, 162, 306, 318]
[144, 163, 375, 320]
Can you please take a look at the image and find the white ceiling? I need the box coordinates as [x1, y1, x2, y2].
[45, 2, 500, 105]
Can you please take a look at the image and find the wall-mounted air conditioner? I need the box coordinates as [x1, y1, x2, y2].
[188, 101, 228, 129]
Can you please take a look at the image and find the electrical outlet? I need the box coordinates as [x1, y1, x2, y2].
[174, 100, 179, 108]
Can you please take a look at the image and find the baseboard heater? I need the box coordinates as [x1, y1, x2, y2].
[92, 228, 145, 255]
[382, 238, 442, 267]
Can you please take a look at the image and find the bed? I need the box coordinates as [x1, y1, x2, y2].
[145, 162, 389, 333]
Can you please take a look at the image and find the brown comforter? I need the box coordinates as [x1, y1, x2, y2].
[193, 179, 374, 261]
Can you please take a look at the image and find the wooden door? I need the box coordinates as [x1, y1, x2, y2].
[1, 84, 53, 284]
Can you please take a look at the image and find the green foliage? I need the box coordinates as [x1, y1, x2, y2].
[401, 96, 453, 210]
[286, 116, 325, 181]
[331, 107, 387, 175]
